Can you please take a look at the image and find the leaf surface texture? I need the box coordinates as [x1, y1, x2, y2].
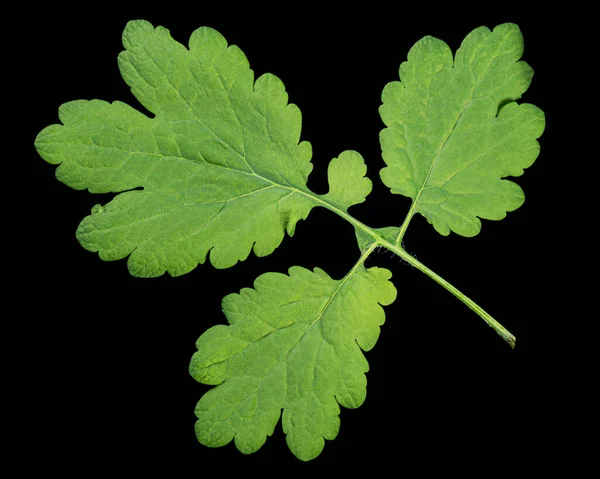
[190, 265, 396, 460]
[36, 21, 319, 276]
[380, 23, 544, 236]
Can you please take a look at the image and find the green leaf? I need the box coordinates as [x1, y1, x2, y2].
[34, 20, 545, 460]
[189, 265, 396, 461]
[322, 150, 372, 211]
[380, 23, 545, 236]
[34, 20, 318, 277]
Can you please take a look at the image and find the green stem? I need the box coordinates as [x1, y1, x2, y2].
[379, 238, 516, 348]
[396, 200, 418, 246]
[295, 190, 516, 348]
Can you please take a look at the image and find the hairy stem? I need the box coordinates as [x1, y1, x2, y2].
[378, 238, 516, 348]
[300, 191, 516, 348]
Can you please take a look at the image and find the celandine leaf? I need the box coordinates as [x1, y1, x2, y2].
[380, 23, 545, 236]
[322, 150, 372, 212]
[190, 265, 396, 461]
[35, 20, 318, 277]
[34, 19, 544, 460]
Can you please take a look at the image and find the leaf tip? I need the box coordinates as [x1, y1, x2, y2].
[122, 19, 155, 49]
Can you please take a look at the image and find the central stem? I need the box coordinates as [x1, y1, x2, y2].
[378, 238, 516, 348]
[295, 190, 516, 348]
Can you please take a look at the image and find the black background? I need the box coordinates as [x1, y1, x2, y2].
[24, 4, 560, 474]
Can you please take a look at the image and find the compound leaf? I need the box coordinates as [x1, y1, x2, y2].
[35, 20, 318, 277]
[34, 20, 545, 461]
[380, 23, 545, 236]
[190, 265, 396, 461]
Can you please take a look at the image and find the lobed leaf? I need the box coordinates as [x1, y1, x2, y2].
[190, 265, 396, 460]
[35, 20, 317, 277]
[380, 23, 545, 236]
[33, 20, 544, 461]
[322, 150, 372, 212]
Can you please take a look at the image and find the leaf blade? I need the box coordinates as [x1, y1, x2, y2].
[190, 265, 396, 460]
[380, 23, 545, 237]
[35, 20, 317, 276]
[323, 150, 372, 212]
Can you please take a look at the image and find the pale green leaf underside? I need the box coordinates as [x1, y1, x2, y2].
[380, 23, 545, 236]
[35, 20, 331, 277]
[190, 265, 396, 461]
